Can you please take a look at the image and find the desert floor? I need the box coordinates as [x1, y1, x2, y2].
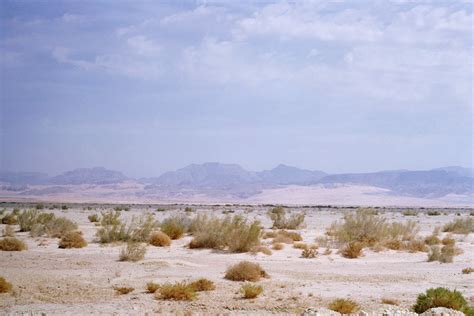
[0, 204, 473, 315]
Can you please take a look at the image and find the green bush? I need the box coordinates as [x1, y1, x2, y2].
[413, 287, 470, 314]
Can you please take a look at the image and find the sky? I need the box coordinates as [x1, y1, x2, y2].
[0, 0, 472, 178]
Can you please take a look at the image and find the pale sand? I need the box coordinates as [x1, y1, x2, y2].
[0, 206, 473, 314]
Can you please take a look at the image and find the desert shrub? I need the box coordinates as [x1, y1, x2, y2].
[58, 231, 87, 249]
[272, 243, 284, 250]
[328, 210, 419, 252]
[149, 231, 171, 247]
[160, 216, 188, 239]
[156, 208, 166, 212]
[328, 298, 360, 314]
[18, 210, 48, 232]
[427, 210, 441, 216]
[443, 218, 474, 234]
[441, 235, 455, 246]
[413, 287, 470, 314]
[97, 212, 157, 243]
[0, 277, 12, 293]
[262, 231, 277, 239]
[250, 245, 272, 255]
[267, 206, 305, 229]
[114, 286, 134, 295]
[0, 237, 27, 251]
[241, 283, 263, 299]
[276, 230, 302, 242]
[224, 261, 269, 282]
[2, 225, 15, 237]
[402, 209, 417, 216]
[188, 214, 261, 253]
[18, 210, 76, 238]
[404, 239, 428, 252]
[428, 244, 460, 263]
[341, 242, 364, 259]
[184, 207, 194, 213]
[462, 267, 474, 274]
[44, 217, 77, 238]
[1, 213, 17, 225]
[61, 205, 68, 210]
[146, 282, 160, 293]
[189, 278, 215, 291]
[157, 282, 196, 301]
[425, 235, 441, 245]
[119, 242, 146, 262]
[35, 203, 45, 210]
[428, 246, 441, 262]
[293, 242, 308, 250]
[381, 298, 399, 305]
[302, 248, 317, 258]
[88, 214, 99, 222]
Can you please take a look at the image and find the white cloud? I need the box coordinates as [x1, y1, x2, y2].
[126, 36, 161, 56]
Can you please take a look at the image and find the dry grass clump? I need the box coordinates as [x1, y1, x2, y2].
[156, 282, 197, 301]
[114, 286, 134, 295]
[328, 298, 360, 314]
[272, 242, 284, 250]
[275, 230, 302, 243]
[146, 282, 160, 293]
[0, 237, 27, 251]
[413, 287, 471, 314]
[58, 231, 87, 249]
[267, 206, 305, 229]
[381, 298, 399, 305]
[189, 278, 215, 292]
[250, 245, 272, 255]
[424, 234, 441, 245]
[88, 214, 99, 222]
[262, 231, 277, 239]
[149, 231, 171, 247]
[462, 267, 474, 274]
[441, 235, 455, 246]
[224, 261, 269, 282]
[2, 225, 15, 237]
[0, 277, 13, 293]
[1, 213, 17, 225]
[160, 215, 189, 240]
[428, 244, 461, 263]
[443, 218, 474, 234]
[402, 209, 417, 216]
[119, 242, 146, 262]
[341, 241, 364, 258]
[404, 239, 428, 253]
[97, 211, 157, 243]
[293, 242, 308, 249]
[188, 214, 261, 253]
[241, 283, 263, 299]
[301, 248, 317, 258]
[427, 210, 441, 216]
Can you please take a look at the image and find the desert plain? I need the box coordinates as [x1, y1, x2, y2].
[0, 202, 473, 315]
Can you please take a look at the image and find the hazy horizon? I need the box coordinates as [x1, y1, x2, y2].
[1, 1, 472, 178]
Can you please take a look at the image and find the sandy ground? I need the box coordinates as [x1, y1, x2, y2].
[0, 205, 473, 315]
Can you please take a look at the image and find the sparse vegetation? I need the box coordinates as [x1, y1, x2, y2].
[272, 242, 284, 250]
[443, 218, 474, 234]
[0, 277, 13, 293]
[149, 231, 171, 247]
[402, 209, 417, 216]
[341, 241, 364, 258]
[2, 225, 15, 237]
[156, 282, 197, 301]
[328, 298, 360, 314]
[250, 245, 272, 255]
[413, 287, 471, 314]
[267, 206, 305, 229]
[241, 283, 263, 299]
[58, 231, 87, 248]
[160, 216, 188, 240]
[35, 203, 45, 210]
[462, 267, 474, 274]
[189, 278, 215, 292]
[146, 282, 160, 293]
[381, 298, 399, 305]
[18, 210, 77, 238]
[88, 214, 99, 222]
[272, 230, 302, 244]
[97, 211, 157, 243]
[428, 244, 461, 263]
[1, 212, 17, 225]
[114, 286, 134, 295]
[301, 248, 317, 258]
[427, 210, 441, 216]
[188, 214, 261, 253]
[119, 242, 146, 262]
[224, 261, 268, 282]
[424, 234, 441, 245]
[0, 237, 27, 251]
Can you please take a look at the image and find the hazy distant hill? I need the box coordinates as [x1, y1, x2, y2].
[319, 169, 473, 197]
[0, 171, 49, 185]
[49, 167, 128, 185]
[258, 164, 326, 184]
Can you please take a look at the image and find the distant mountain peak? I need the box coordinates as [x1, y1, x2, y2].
[49, 167, 128, 185]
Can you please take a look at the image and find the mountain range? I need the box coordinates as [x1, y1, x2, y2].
[1, 163, 473, 199]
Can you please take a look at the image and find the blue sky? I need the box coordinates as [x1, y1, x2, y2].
[0, 0, 472, 177]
